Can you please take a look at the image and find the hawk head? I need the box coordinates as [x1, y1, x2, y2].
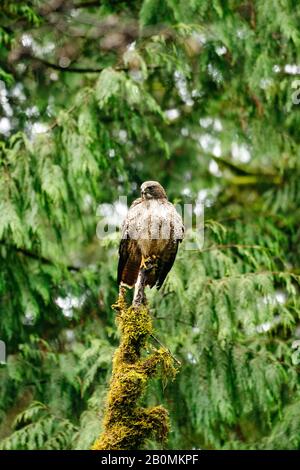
[141, 181, 167, 200]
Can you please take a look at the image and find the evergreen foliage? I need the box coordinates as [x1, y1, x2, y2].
[0, 0, 300, 450]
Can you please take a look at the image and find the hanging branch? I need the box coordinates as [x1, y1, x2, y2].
[92, 296, 178, 450]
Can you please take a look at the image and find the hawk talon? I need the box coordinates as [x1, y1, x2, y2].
[141, 255, 158, 271]
[141, 255, 151, 269]
[141, 262, 157, 272]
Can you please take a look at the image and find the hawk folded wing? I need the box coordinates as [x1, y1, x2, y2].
[117, 198, 142, 288]
[156, 239, 180, 289]
[117, 238, 141, 288]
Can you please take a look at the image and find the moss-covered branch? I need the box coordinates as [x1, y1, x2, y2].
[92, 299, 177, 450]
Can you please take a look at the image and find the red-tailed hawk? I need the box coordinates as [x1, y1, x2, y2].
[118, 181, 184, 296]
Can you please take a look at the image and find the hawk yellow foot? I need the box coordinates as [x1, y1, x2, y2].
[141, 255, 158, 271]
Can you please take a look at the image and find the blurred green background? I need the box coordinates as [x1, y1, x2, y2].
[0, 0, 300, 449]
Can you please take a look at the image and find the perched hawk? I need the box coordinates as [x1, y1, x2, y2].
[118, 181, 184, 292]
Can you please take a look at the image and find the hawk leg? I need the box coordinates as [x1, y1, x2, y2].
[133, 270, 147, 306]
[133, 256, 159, 305]
[141, 255, 158, 271]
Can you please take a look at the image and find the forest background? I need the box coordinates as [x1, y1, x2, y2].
[0, 0, 300, 450]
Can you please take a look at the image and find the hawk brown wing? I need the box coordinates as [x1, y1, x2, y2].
[117, 237, 141, 287]
[153, 208, 184, 290]
[154, 240, 180, 290]
[117, 198, 142, 288]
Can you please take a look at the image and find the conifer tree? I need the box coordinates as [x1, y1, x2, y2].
[0, 0, 300, 450]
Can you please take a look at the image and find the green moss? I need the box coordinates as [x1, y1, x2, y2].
[92, 302, 178, 450]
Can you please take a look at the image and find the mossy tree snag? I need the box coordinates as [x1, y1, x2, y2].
[92, 298, 177, 450]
